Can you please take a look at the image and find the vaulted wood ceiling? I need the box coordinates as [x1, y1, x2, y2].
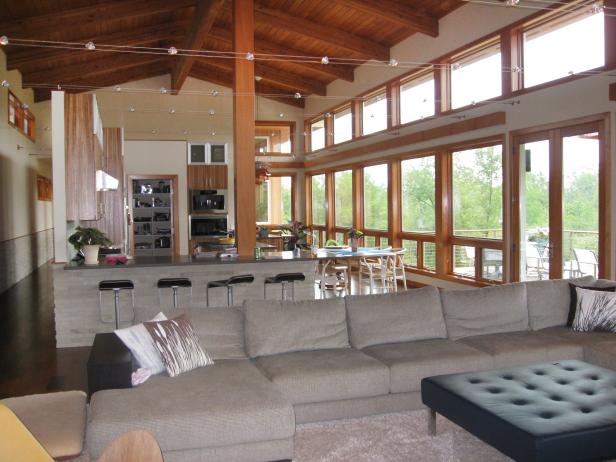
[0, 0, 463, 108]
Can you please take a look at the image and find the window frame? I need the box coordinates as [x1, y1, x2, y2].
[399, 67, 436, 125]
[360, 87, 389, 137]
[255, 173, 297, 226]
[255, 120, 296, 157]
[8, 90, 36, 142]
[332, 105, 353, 145]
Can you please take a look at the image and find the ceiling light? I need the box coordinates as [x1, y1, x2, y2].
[169, 108, 176, 114]
[1, 80, 9, 87]
[0, 36, 8, 46]
[591, 2, 604, 14]
[22, 103, 29, 109]
[211, 131, 216, 136]
[505, 0, 519, 6]
[511, 65, 521, 73]
[85, 41, 96, 50]
[246, 52, 254, 61]
[279, 113, 284, 118]
[211, 89, 219, 97]
[388, 58, 399, 67]
[325, 112, 332, 118]
[160, 87, 167, 94]
[255, 76, 262, 81]
[168, 46, 178, 55]
[294, 92, 302, 99]
[321, 56, 329, 65]
[129, 106, 136, 112]
[151, 129, 157, 134]
[209, 109, 215, 116]
[183, 129, 188, 135]
[114, 86, 122, 92]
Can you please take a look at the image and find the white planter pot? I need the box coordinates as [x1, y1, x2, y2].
[83, 245, 100, 265]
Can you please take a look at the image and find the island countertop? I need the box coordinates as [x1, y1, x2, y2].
[64, 251, 317, 270]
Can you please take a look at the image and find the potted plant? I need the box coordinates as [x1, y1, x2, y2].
[257, 225, 269, 239]
[68, 226, 112, 265]
[347, 228, 364, 252]
[280, 221, 311, 252]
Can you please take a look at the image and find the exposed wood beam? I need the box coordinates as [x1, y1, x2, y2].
[0, 0, 195, 38]
[190, 62, 305, 108]
[209, 26, 354, 82]
[253, 5, 390, 62]
[22, 53, 164, 86]
[172, 0, 225, 92]
[328, 0, 438, 37]
[32, 61, 169, 101]
[201, 57, 326, 95]
[6, 20, 187, 72]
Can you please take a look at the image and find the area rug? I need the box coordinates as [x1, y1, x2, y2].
[294, 410, 510, 462]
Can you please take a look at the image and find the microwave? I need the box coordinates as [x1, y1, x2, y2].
[192, 189, 227, 213]
[190, 215, 228, 238]
[188, 142, 228, 165]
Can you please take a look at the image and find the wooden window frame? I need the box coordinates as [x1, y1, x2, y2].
[308, 117, 326, 152]
[360, 87, 388, 137]
[332, 104, 354, 146]
[8, 90, 36, 142]
[254, 120, 296, 157]
[255, 173, 297, 227]
[398, 67, 436, 125]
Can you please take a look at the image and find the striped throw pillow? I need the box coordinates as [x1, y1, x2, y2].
[572, 288, 616, 333]
[144, 315, 213, 377]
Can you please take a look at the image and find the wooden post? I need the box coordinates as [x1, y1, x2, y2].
[605, 0, 616, 71]
[233, 0, 256, 256]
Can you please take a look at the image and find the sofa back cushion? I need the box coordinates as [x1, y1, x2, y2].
[243, 298, 349, 358]
[441, 283, 528, 341]
[134, 306, 247, 360]
[345, 286, 446, 349]
[526, 276, 594, 330]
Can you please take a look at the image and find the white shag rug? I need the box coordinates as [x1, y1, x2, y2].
[294, 410, 512, 462]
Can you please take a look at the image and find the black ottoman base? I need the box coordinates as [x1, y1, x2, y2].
[87, 332, 135, 397]
[422, 360, 616, 462]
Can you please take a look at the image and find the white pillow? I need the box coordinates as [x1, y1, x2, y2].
[115, 312, 168, 374]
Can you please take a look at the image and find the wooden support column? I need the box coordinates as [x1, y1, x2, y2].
[388, 160, 401, 247]
[605, 0, 616, 70]
[233, 0, 256, 256]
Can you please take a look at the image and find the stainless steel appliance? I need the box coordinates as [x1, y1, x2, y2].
[190, 215, 228, 238]
[191, 189, 227, 213]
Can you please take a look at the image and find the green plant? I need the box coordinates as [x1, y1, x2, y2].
[68, 226, 112, 251]
[347, 228, 364, 240]
[325, 239, 339, 246]
[280, 221, 311, 249]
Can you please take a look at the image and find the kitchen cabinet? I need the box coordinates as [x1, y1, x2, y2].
[187, 165, 228, 190]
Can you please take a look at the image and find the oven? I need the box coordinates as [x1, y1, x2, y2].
[190, 215, 228, 238]
[191, 189, 227, 213]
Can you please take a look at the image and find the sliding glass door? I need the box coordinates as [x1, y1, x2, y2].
[512, 119, 607, 281]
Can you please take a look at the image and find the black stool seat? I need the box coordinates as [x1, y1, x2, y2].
[265, 272, 306, 284]
[422, 360, 616, 462]
[99, 280, 134, 291]
[207, 274, 254, 288]
[157, 278, 192, 288]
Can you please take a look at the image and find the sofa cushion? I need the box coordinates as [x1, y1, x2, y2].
[345, 286, 446, 349]
[362, 339, 493, 393]
[584, 341, 616, 370]
[458, 331, 584, 368]
[255, 349, 389, 404]
[526, 276, 594, 330]
[135, 306, 247, 360]
[441, 283, 528, 341]
[87, 360, 294, 459]
[243, 298, 349, 358]
[539, 326, 616, 347]
[2, 391, 87, 459]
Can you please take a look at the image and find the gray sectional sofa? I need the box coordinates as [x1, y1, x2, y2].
[86, 276, 616, 461]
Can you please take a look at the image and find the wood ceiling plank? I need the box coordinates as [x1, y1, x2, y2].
[209, 25, 354, 82]
[171, 0, 225, 92]
[0, 0, 195, 38]
[7, 20, 187, 72]
[253, 4, 390, 62]
[327, 0, 439, 37]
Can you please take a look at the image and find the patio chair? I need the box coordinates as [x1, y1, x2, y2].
[526, 242, 549, 280]
[573, 248, 598, 278]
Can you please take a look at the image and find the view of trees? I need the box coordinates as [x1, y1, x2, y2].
[401, 156, 435, 232]
[334, 170, 353, 227]
[363, 164, 388, 230]
[255, 177, 293, 224]
[311, 175, 326, 225]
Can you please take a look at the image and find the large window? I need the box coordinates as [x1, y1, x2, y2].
[363, 164, 389, 230]
[311, 174, 326, 225]
[451, 42, 502, 109]
[255, 122, 293, 154]
[523, 7, 604, 88]
[333, 107, 353, 144]
[255, 176, 293, 224]
[362, 90, 388, 135]
[452, 144, 503, 239]
[400, 72, 435, 124]
[401, 156, 436, 233]
[311, 119, 325, 151]
[334, 170, 353, 227]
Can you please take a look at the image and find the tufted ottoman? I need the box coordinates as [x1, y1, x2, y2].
[421, 360, 616, 462]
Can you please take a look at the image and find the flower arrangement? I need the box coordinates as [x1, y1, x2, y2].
[281, 221, 312, 250]
[347, 228, 364, 240]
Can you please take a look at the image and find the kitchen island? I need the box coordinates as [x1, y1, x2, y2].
[54, 251, 318, 347]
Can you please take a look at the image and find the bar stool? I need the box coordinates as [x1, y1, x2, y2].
[264, 272, 306, 300]
[157, 277, 192, 309]
[98, 280, 135, 329]
[206, 274, 254, 307]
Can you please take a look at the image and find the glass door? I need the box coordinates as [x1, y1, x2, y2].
[513, 120, 606, 281]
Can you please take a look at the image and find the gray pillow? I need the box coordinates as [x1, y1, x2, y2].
[135, 306, 247, 360]
[441, 283, 528, 341]
[526, 276, 594, 330]
[243, 298, 350, 358]
[345, 286, 446, 349]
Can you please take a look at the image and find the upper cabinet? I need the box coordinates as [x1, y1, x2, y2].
[65, 93, 103, 221]
[188, 142, 228, 165]
[188, 165, 228, 190]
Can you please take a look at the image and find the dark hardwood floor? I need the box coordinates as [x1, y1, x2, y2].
[0, 263, 89, 399]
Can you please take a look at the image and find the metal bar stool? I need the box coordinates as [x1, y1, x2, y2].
[157, 278, 192, 309]
[264, 272, 306, 300]
[206, 274, 254, 307]
[98, 280, 135, 329]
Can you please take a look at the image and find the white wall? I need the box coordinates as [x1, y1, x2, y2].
[124, 140, 189, 255]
